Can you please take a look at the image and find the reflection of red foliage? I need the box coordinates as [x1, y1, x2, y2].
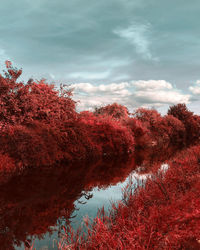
[0, 151, 17, 184]
[0, 158, 136, 249]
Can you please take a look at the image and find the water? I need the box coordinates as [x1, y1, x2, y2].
[0, 157, 138, 250]
[15, 176, 132, 250]
[1, 154, 168, 250]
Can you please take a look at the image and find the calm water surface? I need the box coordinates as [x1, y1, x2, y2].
[16, 175, 134, 250]
[1, 155, 158, 250]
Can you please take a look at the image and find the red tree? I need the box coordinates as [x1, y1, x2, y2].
[94, 103, 130, 122]
[0, 61, 77, 128]
[168, 103, 200, 146]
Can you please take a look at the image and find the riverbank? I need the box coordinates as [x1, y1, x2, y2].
[60, 145, 200, 249]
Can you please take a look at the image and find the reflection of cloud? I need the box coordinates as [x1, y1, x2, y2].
[71, 80, 190, 112]
[189, 80, 200, 95]
[113, 23, 155, 60]
[158, 163, 169, 174]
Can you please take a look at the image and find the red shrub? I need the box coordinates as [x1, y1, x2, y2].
[80, 114, 135, 156]
[0, 121, 65, 167]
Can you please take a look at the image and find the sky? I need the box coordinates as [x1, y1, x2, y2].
[1, 0, 200, 114]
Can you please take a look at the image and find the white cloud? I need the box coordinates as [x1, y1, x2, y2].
[71, 82, 132, 111]
[132, 80, 173, 90]
[70, 80, 190, 112]
[113, 23, 155, 60]
[135, 90, 190, 104]
[71, 82, 131, 95]
[71, 82, 96, 93]
[132, 80, 190, 105]
[189, 80, 200, 95]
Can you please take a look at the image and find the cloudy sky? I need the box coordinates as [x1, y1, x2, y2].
[1, 0, 200, 113]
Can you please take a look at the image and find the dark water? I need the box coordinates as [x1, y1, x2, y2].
[16, 174, 135, 250]
[0, 150, 170, 250]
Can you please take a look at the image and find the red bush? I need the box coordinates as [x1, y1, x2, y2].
[80, 113, 135, 156]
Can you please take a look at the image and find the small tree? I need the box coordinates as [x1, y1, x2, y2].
[94, 103, 130, 121]
[168, 103, 200, 145]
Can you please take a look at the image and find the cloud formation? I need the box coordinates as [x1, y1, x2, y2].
[189, 80, 200, 95]
[132, 80, 190, 105]
[132, 80, 172, 90]
[113, 23, 155, 60]
[70, 80, 191, 112]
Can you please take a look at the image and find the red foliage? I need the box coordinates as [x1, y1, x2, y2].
[94, 103, 130, 121]
[125, 117, 152, 149]
[0, 62, 136, 172]
[133, 108, 162, 127]
[163, 115, 186, 147]
[132, 108, 186, 162]
[0, 61, 77, 128]
[0, 121, 66, 168]
[168, 103, 200, 145]
[167, 103, 193, 122]
[80, 113, 135, 156]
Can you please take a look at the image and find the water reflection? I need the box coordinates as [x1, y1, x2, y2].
[0, 157, 135, 249]
[1, 146, 177, 249]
